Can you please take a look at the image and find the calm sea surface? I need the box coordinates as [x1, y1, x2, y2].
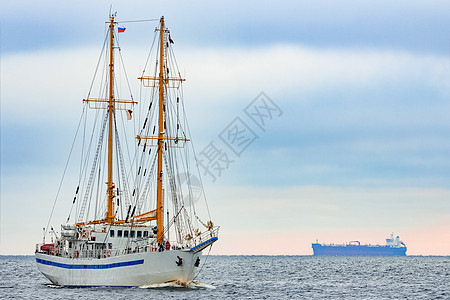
[0, 255, 448, 299]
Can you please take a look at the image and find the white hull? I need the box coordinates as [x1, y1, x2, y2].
[35, 250, 201, 287]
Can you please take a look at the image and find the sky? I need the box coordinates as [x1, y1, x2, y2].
[1, 1, 450, 255]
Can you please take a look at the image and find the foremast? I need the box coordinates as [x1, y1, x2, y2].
[107, 14, 116, 224]
[82, 14, 136, 225]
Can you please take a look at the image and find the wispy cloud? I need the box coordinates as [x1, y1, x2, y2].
[2, 43, 449, 185]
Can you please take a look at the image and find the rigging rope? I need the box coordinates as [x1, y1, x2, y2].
[46, 107, 86, 237]
[192, 243, 214, 282]
[78, 111, 109, 223]
[118, 18, 159, 23]
[114, 114, 133, 213]
[87, 33, 109, 98]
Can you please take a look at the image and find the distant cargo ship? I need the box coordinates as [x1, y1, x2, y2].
[312, 234, 407, 256]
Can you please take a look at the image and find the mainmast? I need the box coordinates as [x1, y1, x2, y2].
[107, 14, 116, 224]
[137, 17, 187, 243]
[156, 16, 165, 243]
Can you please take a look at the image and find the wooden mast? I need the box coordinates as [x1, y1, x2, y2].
[107, 14, 116, 224]
[156, 16, 165, 243]
[80, 14, 137, 226]
[136, 17, 187, 238]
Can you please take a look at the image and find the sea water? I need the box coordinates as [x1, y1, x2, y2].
[0, 255, 448, 299]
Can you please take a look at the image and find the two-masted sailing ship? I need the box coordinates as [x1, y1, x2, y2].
[35, 14, 219, 287]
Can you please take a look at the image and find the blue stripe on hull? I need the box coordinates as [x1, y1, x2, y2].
[36, 258, 144, 269]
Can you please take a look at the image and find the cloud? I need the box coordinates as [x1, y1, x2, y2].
[3, 43, 447, 124]
[181, 44, 448, 96]
[4, 43, 448, 185]
[2, 1, 449, 55]
[2, 13, 449, 256]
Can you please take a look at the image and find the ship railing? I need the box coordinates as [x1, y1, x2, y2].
[73, 243, 188, 259]
[39, 228, 219, 259]
[192, 226, 220, 246]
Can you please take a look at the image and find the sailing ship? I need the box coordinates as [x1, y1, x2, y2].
[35, 14, 219, 286]
[312, 234, 406, 256]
